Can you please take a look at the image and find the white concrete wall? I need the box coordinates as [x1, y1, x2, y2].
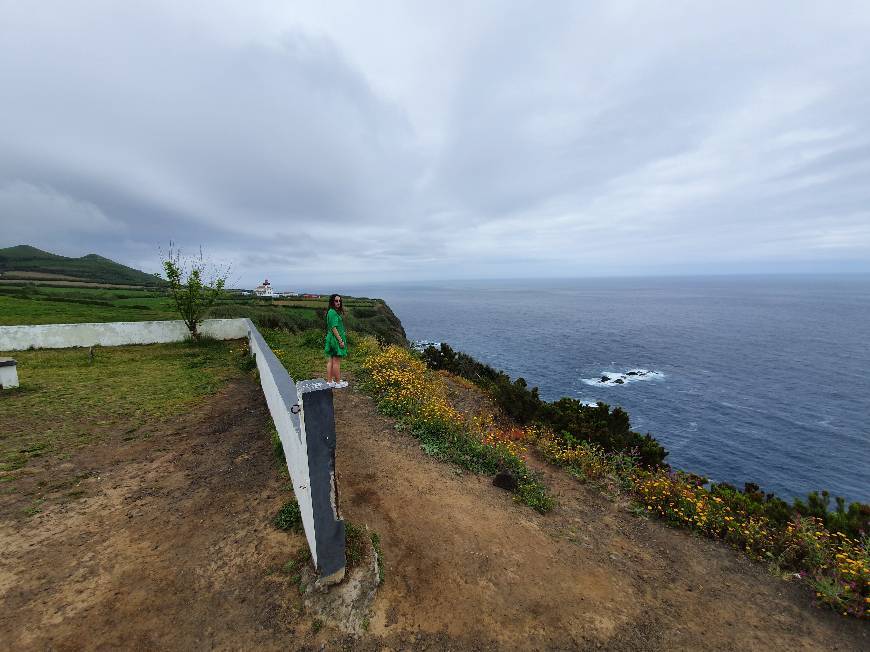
[245, 320, 319, 567]
[0, 319, 249, 351]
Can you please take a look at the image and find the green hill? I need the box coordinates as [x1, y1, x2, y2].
[0, 245, 164, 286]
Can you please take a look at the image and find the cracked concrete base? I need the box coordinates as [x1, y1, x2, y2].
[301, 528, 381, 635]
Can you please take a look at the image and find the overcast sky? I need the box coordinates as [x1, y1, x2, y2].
[2, 1, 869, 288]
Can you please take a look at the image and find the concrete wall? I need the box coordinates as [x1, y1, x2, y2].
[244, 321, 345, 579]
[245, 321, 318, 566]
[0, 318, 249, 351]
[297, 380, 346, 581]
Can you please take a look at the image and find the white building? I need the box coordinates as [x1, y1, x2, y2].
[253, 279, 274, 297]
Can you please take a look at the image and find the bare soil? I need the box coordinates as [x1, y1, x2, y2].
[2, 373, 867, 651]
[0, 379, 313, 650]
[333, 379, 869, 651]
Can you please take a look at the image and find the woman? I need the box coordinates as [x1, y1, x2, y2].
[324, 294, 348, 388]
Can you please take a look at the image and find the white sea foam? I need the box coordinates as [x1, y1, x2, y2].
[582, 368, 665, 386]
[411, 340, 441, 352]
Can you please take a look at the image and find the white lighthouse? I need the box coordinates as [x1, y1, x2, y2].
[254, 279, 274, 297]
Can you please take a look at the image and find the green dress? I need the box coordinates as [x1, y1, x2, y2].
[324, 308, 347, 357]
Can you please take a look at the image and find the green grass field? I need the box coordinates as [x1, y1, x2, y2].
[0, 340, 248, 489]
[0, 293, 177, 325]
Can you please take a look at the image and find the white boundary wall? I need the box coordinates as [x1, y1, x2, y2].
[0, 318, 249, 351]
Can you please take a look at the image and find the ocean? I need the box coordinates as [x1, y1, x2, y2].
[345, 275, 870, 505]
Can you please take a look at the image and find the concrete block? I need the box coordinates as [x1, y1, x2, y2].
[0, 358, 18, 389]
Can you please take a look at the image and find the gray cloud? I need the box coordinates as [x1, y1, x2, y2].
[1, 1, 869, 287]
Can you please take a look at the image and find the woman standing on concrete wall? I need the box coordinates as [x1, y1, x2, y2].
[324, 294, 348, 388]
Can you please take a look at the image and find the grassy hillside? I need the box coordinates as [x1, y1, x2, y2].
[0, 245, 165, 286]
[0, 286, 177, 324]
[209, 296, 406, 345]
[0, 284, 407, 345]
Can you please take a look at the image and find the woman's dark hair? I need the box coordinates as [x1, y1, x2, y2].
[328, 293, 344, 315]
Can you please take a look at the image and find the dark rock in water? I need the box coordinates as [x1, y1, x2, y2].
[626, 371, 639, 376]
[614, 378, 625, 384]
[493, 471, 518, 492]
[600, 375, 611, 383]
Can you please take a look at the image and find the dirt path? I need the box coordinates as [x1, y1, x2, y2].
[333, 383, 869, 651]
[0, 379, 313, 651]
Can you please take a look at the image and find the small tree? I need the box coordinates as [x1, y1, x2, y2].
[161, 244, 229, 339]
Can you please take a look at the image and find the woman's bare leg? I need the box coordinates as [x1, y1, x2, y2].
[334, 357, 341, 382]
[326, 358, 334, 383]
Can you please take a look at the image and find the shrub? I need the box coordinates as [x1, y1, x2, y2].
[161, 245, 228, 339]
[208, 304, 320, 332]
[540, 399, 667, 466]
[532, 416, 868, 618]
[422, 342, 667, 466]
[489, 376, 542, 424]
[793, 491, 870, 539]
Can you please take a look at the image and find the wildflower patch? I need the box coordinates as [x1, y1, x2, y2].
[534, 433, 868, 619]
[357, 341, 553, 513]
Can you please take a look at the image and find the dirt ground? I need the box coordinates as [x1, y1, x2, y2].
[332, 380, 869, 651]
[0, 378, 312, 650]
[2, 373, 867, 650]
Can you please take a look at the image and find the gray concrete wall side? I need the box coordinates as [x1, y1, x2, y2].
[246, 322, 302, 435]
[244, 319, 319, 567]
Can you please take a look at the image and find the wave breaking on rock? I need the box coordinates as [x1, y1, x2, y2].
[582, 368, 665, 386]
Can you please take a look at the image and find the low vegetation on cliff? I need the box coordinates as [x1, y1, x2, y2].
[420, 342, 869, 620]
[257, 322, 868, 620]
[421, 342, 666, 465]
